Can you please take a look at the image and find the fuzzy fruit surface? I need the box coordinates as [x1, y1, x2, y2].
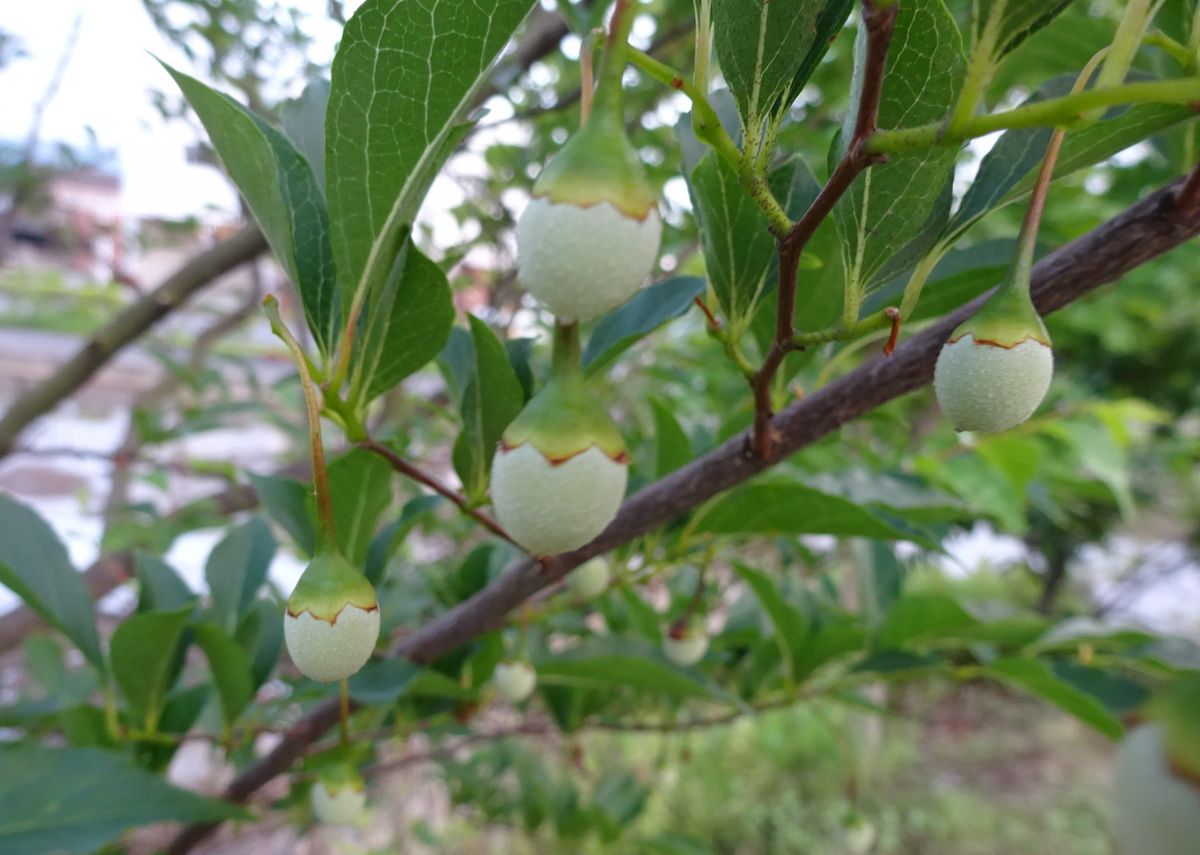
[1114, 723, 1200, 855]
[568, 556, 611, 599]
[516, 107, 660, 322]
[663, 631, 708, 666]
[311, 766, 367, 827]
[493, 660, 537, 702]
[285, 552, 379, 683]
[491, 373, 628, 557]
[933, 335, 1053, 432]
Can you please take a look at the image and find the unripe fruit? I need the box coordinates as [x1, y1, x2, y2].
[1113, 725, 1200, 854]
[663, 626, 708, 666]
[311, 764, 367, 826]
[491, 373, 628, 557]
[933, 284, 1052, 433]
[492, 660, 537, 703]
[841, 813, 876, 855]
[516, 108, 661, 322]
[568, 556, 611, 600]
[1114, 679, 1200, 855]
[284, 552, 380, 683]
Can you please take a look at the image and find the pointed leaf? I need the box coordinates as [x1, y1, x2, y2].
[248, 472, 318, 557]
[325, 448, 393, 566]
[0, 493, 101, 668]
[205, 517, 276, 634]
[583, 276, 706, 375]
[988, 657, 1124, 738]
[731, 563, 808, 679]
[192, 623, 256, 727]
[109, 605, 192, 730]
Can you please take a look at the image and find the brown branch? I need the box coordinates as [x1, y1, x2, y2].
[1176, 157, 1200, 213]
[165, 179, 1200, 854]
[749, 0, 898, 459]
[357, 437, 513, 544]
[0, 224, 268, 458]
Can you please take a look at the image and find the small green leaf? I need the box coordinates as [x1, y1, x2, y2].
[134, 553, 196, 613]
[731, 563, 808, 680]
[235, 597, 285, 688]
[0, 745, 245, 855]
[352, 237, 455, 402]
[192, 623, 256, 727]
[163, 63, 338, 352]
[110, 605, 193, 731]
[650, 398, 691, 480]
[364, 495, 443, 584]
[348, 657, 423, 704]
[0, 493, 101, 668]
[326, 0, 535, 298]
[616, 587, 663, 644]
[712, 0, 825, 132]
[788, 0, 855, 106]
[977, 0, 1074, 59]
[451, 315, 525, 501]
[834, 0, 966, 304]
[325, 448, 393, 566]
[583, 276, 706, 375]
[988, 657, 1124, 738]
[696, 482, 927, 542]
[205, 517, 276, 634]
[248, 472, 318, 557]
[876, 593, 978, 648]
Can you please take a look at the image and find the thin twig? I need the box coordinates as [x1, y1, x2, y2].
[357, 436, 513, 544]
[749, 0, 898, 459]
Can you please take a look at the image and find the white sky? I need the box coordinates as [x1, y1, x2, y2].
[1, 0, 347, 221]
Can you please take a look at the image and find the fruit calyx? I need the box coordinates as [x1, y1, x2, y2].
[286, 547, 379, 624]
[500, 370, 628, 466]
[947, 274, 1050, 349]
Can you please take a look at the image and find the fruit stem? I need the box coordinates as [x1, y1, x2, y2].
[591, 0, 636, 119]
[1011, 49, 1108, 293]
[264, 295, 338, 550]
[339, 678, 351, 746]
[551, 320, 582, 376]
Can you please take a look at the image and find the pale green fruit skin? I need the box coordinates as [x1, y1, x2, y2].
[516, 197, 661, 322]
[311, 779, 367, 826]
[1114, 723, 1200, 855]
[569, 557, 611, 600]
[491, 443, 627, 557]
[842, 818, 876, 855]
[933, 334, 1053, 433]
[284, 604, 379, 683]
[663, 633, 708, 666]
[493, 660, 537, 702]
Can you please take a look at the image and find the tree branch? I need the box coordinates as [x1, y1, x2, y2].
[749, 0, 898, 458]
[0, 224, 268, 458]
[164, 178, 1200, 854]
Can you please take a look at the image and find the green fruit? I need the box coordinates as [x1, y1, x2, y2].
[311, 764, 367, 826]
[933, 283, 1053, 433]
[492, 660, 537, 702]
[284, 551, 380, 683]
[568, 556, 612, 600]
[491, 373, 628, 557]
[663, 626, 708, 666]
[516, 105, 661, 321]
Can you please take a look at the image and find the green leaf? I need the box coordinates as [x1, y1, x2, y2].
[876, 593, 978, 648]
[731, 563, 808, 680]
[0, 493, 101, 668]
[534, 637, 735, 705]
[977, 0, 1074, 59]
[352, 237, 456, 402]
[348, 657, 423, 704]
[205, 517, 276, 634]
[235, 597, 285, 688]
[280, 77, 330, 189]
[616, 588, 663, 644]
[451, 315, 525, 501]
[712, 0, 825, 132]
[134, 553, 195, 613]
[325, 448, 393, 566]
[987, 657, 1124, 738]
[686, 157, 806, 331]
[583, 276, 706, 375]
[834, 0, 966, 303]
[863, 238, 1013, 320]
[110, 605, 192, 731]
[192, 623, 256, 727]
[248, 472, 318, 557]
[650, 398, 691, 479]
[787, 0, 855, 106]
[695, 482, 928, 542]
[0, 745, 245, 855]
[326, 0, 535, 297]
[163, 63, 338, 351]
[365, 495, 443, 584]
